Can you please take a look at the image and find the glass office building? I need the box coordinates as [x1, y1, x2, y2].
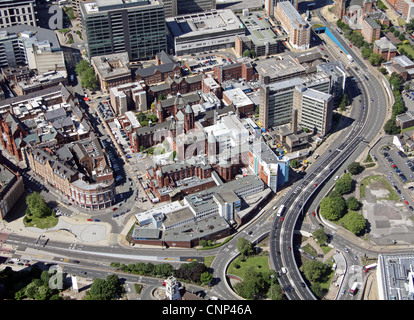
[80, 0, 166, 61]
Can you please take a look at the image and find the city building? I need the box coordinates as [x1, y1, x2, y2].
[335, 0, 390, 33]
[25, 136, 116, 210]
[91, 53, 132, 93]
[382, 55, 414, 81]
[316, 61, 347, 101]
[0, 151, 25, 220]
[0, 85, 90, 161]
[162, 0, 216, 18]
[248, 139, 289, 192]
[134, 62, 181, 86]
[147, 74, 203, 104]
[130, 174, 267, 247]
[274, 1, 310, 50]
[361, 16, 381, 43]
[374, 37, 398, 61]
[14, 70, 68, 96]
[393, 0, 414, 23]
[166, 9, 245, 56]
[222, 87, 255, 117]
[235, 12, 280, 58]
[254, 54, 306, 85]
[377, 253, 414, 300]
[0, 0, 37, 28]
[80, 0, 167, 61]
[265, 0, 298, 17]
[294, 85, 333, 136]
[109, 81, 147, 115]
[213, 58, 254, 85]
[396, 110, 414, 129]
[259, 72, 332, 132]
[0, 25, 64, 72]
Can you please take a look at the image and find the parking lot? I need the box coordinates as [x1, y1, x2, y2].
[184, 53, 234, 73]
[379, 145, 414, 183]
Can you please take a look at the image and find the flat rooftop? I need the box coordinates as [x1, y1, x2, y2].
[255, 55, 306, 80]
[83, 0, 161, 13]
[91, 53, 131, 80]
[239, 14, 278, 46]
[223, 88, 253, 107]
[166, 9, 244, 39]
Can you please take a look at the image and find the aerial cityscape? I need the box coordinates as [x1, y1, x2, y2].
[2, 0, 414, 304]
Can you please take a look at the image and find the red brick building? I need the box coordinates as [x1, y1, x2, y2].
[213, 60, 254, 84]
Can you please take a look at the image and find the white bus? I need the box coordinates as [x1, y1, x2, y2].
[349, 282, 358, 296]
[363, 263, 377, 273]
[276, 205, 286, 217]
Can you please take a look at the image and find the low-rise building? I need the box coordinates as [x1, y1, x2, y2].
[0, 151, 25, 220]
[166, 9, 245, 56]
[109, 82, 147, 115]
[0, 85, 90, 161]
[25, 136, 116, 210]
[222, 87, 255, 116]
[373, 37, 397, 61]
[91, 53, 132, 93]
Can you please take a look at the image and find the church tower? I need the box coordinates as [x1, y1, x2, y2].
[184, 104, 194, 132]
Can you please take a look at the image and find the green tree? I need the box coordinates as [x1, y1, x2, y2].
[80, 67, 98, 90]
[234, 267, 267, 300]
[313, 227, 328, 245]
[26, 192, 52, 218]
[89, 275, 123, 300]
[75, 60, 90, 76]
[237, 238, 254, 258]
[347, 161, 364, 175]
[290, 159, 300, 168]
[389, 72, 403, 91]
[384, 118, 401, 134]
[369, 52, 383, 66]
[242, 49, 251, 57]
[200, 271, 213, 285]
[320, 196, 346, 221]
[346, 196, 360, 211]
[405, 18, 414, 34]
[335, 173, 353, 195]
[347, 211, 367, 235]
[154, 263, 175, 278]
[361, 47, 372, 59]
[300, 260, 331, 283]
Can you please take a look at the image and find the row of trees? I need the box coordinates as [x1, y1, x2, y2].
[384, 72, 405, 134]
[110, 260, 212, 285]
[86, 274, 124, 300]
[336, 20, 384, 67]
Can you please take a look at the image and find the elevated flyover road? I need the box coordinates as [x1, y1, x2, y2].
[269, 46, 389, 299]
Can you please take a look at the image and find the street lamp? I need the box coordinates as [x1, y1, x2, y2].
[270, 274, 274, 300]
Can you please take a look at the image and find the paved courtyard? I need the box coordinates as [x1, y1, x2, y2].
[362, 179, 414, 245]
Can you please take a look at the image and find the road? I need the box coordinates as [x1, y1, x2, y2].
[0, 6, 394, 301]
[267, 8, 390, 300]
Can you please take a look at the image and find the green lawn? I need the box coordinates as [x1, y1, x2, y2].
[227, 255, 270, 280]
[397, 43, 414, 57]
[360, 175, 399, 200]
[24, 214, 58, 229]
